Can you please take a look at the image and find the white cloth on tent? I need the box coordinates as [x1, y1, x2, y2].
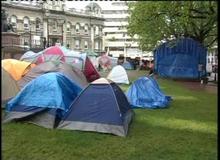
[107, 65, 129, 84]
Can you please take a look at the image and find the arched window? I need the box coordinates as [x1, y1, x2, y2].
[23, 17, 29, 29]
[67, 22, 71, 32]
[36, 18, 41, 30]
[84, 24, 89, 34]
[75, 23, 80, 33]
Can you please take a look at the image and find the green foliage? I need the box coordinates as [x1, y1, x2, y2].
[2, 70, 217, 160]
[127, 1, 217, 51]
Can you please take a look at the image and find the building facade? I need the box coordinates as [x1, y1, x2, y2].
[1, 0, 105, 53]
[101, 1, 142, 58]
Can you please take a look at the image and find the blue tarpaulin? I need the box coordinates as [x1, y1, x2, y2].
[126, 76, 172, 109]
[154, 38, 207, 79]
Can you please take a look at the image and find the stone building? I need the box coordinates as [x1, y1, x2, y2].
[1, 0, 105, 55]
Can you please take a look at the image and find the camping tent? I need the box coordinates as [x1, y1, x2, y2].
[2, 59, 36, 80]
[122, 61, 134, 70]
[17, 61, 88, 89]
[107, 65, 129, 84]
[20, 50, 43, 63]
[98, 55, 111, 69]
[20, 46, 70, 64]
[19, 46, 100, 82]
[109, 57, 118, 68]
[63, 50, 85, 70]
[83, 57, 100, 82]
[56, 49, 100, 82]
[154, 38, 207, 79]
[36, 46, 65, 64]
[126, 76, 172, 109]
[2, 68, 20, 106]
[58, 78, 134, 137]
[3, 72, 82, 128]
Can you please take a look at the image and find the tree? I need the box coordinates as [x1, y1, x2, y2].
[127, 1, 217, 51]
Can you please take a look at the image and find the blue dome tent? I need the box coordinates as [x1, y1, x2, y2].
[122, 61, 134, 70]
[58, 78, 134, 137]
[126, 76, 172, 109]
[3, 72, 82, 128]
[154, 38, 207, 79]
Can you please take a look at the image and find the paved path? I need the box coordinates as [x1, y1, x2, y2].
[175, 81, 217, 94]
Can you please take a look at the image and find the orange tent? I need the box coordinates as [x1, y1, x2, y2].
[2, 59, 36, 81]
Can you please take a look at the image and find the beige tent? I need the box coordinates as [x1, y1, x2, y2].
[2, 68, 20, 107]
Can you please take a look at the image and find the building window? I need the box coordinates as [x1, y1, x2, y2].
[10, 15, 17, 28]
[84, 24, 88, 34]
[24, 39, 29, 46]
[76, 23, 80, 33]
[36, 18, 40, 30]
[84, 41, 88, 49]
[95, 26, 99, 35]
[67, 22, 71, 32]
[53, 21, 57, 31]
[95, 41, 99, 50]
[75, 39, 80, 49]
[23, 17, 29, 29]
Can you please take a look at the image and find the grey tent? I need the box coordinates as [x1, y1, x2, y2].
[2, 68, 20, 107]
[17, 61, 88, 89]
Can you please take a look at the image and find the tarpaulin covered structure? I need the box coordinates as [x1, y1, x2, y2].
[126, 76, 172, 109]
[17, 61, 88, 89]
[154, 38, 207, 79]
[3, 72, 82, 128]
[58, 78, 134, 137]
[2, 59, 35, 80]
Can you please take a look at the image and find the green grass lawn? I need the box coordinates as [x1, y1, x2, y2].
[2, 70, 217, 160]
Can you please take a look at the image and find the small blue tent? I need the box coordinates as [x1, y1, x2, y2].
[4, 72, 82, 128]
[126, 76, 172, 109]
[154, 38, 207, 79]
[122, 61, 134, 70]
[58, 78, 134, 137]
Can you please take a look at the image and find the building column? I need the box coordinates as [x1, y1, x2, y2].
[43, 19, 48, 41]
[62, 21, 66, 46]
[90, 25, 94, 51]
